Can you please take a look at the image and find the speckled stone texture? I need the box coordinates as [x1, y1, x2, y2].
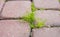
[7, 0, 30, 1]
[1, 1, 31, 18]
[33, 0, 60, 9]
[35, 10, 60, 26]
[0, 20, 30, 37]
[0, 0, 5, 12]
[32, 27, 60, 37]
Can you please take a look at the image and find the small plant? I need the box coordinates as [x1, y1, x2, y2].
[22, 2, 46, 29]
[35, 18, 46, 28]
[31, 2, 37, 12]
[23, 12, 35, 29]
[22, 2, 36, 29]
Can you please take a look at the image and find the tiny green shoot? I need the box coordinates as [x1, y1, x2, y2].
[31, 2, 37, 12]
[35, 18, 46, 28]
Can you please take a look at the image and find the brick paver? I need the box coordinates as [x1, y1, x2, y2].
[0, 20, 30, 37]
[1, 1, 31, 18]
[7, 0, 30, 1]
[32, 27, 60, 37]
[33, 0, 60, 9]
[35, 10, 60, 26]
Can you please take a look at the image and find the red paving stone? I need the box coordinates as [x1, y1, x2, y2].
[1, 1, 31, 18]
[32, 27, 60, 37]
[35, 10, 60, 26]
[0, 20, 30, 37]
[33, 0, 60, 9]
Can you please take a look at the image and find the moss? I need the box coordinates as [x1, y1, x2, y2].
[22, 11, 35, 29]
[35, 18, 46, 28]
[22, 2, 45, 29]
[31, 2, 37, 12]
[22, 3, 36, 29]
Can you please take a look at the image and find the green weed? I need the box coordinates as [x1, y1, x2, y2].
[22, 2, 45, 29]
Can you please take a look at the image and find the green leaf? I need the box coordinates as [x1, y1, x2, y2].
[23, 12, 35, 23]
[23, 12, 35, 28]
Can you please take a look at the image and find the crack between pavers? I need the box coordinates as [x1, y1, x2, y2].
[0, 18, 60, 37]
[37, 8, 60, 11]
[6, 0, 32, 1]
[0, 1, 60, 37]
[29, 29, 32, 37]
[0, 17, 23, 20]
[29, 26, 60, 37]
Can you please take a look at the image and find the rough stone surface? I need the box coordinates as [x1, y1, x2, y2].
[0, 20, 30, 37]
[35, 10, 60, 26]
[0, 0, 60, 37]
[1, 1, 31, 18]
[33, 0, 60, 9]
[32, 27, 60, 37]
[0, 0, 5, 12]
[7, 0, 30, 1]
